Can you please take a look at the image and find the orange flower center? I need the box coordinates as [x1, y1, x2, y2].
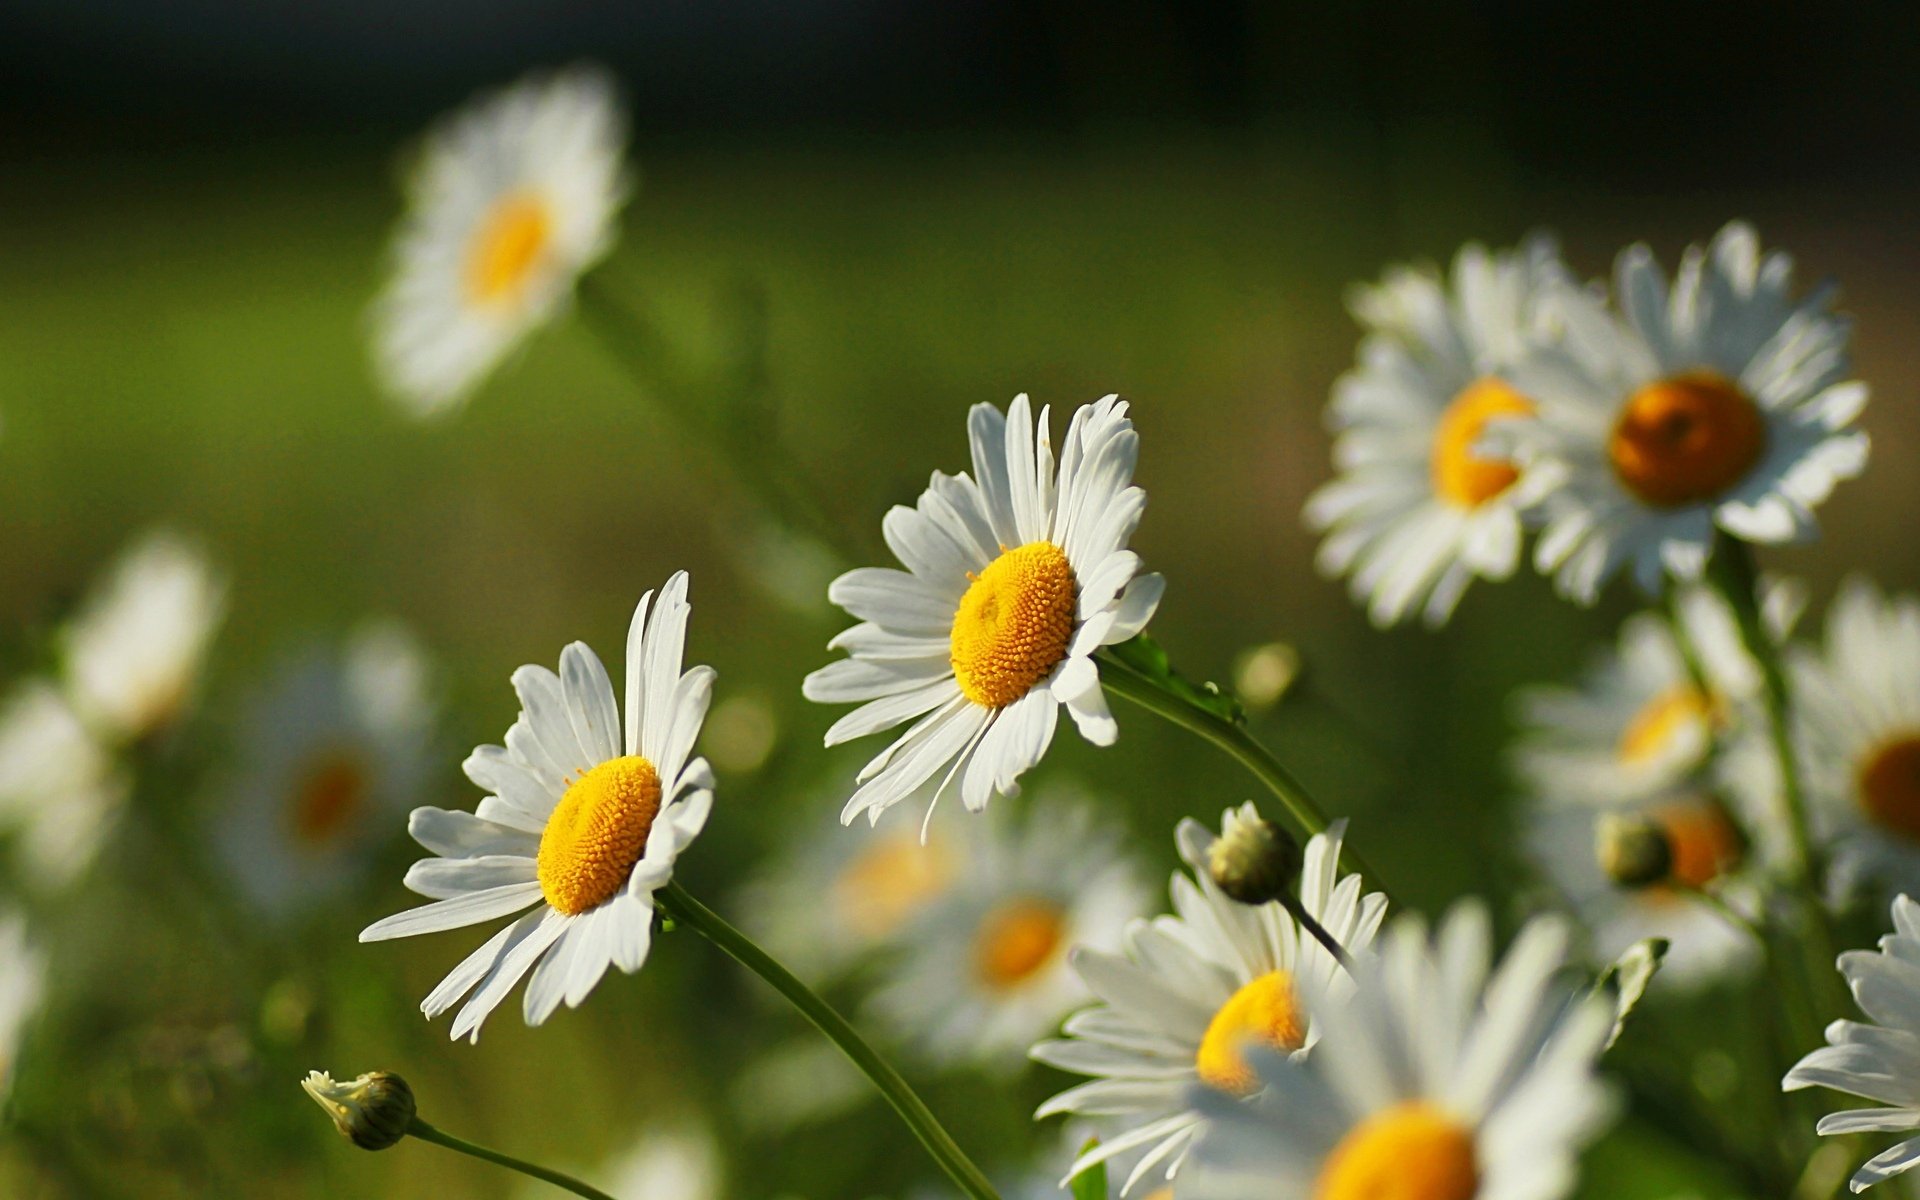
[1195, 970, 1306, 1095]
[1430, 378, 1533, 508]
[466, 192, 555, 306]
[1608, 372, 1767, 508]
[290, 750, 370, 848]
[1314, 1102, 1479, 1200]
[833, 833, 955, 940]
[1859, 734, 1920, 844]
[1653, 801, 1745, 889]
[973, 898, 1068, 990]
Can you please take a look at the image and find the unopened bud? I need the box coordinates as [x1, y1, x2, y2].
[1207, 810, 1302, 906]
[301, 1069, 416, 1150]
[1596, 813, 1673, 889]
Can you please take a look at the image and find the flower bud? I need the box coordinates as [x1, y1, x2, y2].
[1206, 810, 1302, 906]
[301, 1069, 416, 1150]
[1596, 813, 1673, 889]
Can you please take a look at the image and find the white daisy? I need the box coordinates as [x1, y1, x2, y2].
[1784, 893, 1920, 1192]
[1306, 236, 1567, 627]
[359, 572, 713, 1041]
[1496, 221, 1868, 601]
[0, 680, 130, 890]
[866, 796, 1147, 1074]
[1032, 809, 1387, 1194]
[374, 64, 629, 417]
[804, 394, 1165, 826]
[62, 529, 226, 743]
[0, 910, 46, 1102]
[1183, 904, 1615, 1200]
[211, 621, 435, 922]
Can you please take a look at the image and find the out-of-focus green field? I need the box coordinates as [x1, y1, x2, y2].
[0, 131, 1915, 1197]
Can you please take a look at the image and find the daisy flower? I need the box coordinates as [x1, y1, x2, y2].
[0, 911, 46, 1101]
[1183, 905, 1615, 1200]
[1784, 893, 1920, 1192]
[360, 572, 713, 1041]
[1496, 222, 1868, 601]
[804, 394, 1165, 826]
[211, 621, 435, 922]
[866, 796, 1147, 1073]
[1306, 236, 1567, 627]
[0, 681, 130, 890]
[62, 529, 226, 743]
[1032, 808, 1387, 1194]
[373, 64, 629, 417]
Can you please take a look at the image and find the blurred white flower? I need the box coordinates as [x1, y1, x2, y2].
[373, 64, 630, 417]
[533, 1123, 723, 1200]
[0, 680, 130, 890]
[0, 911, 46, 1101]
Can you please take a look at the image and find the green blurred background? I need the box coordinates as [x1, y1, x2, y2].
[2, 2, 1918, 1196]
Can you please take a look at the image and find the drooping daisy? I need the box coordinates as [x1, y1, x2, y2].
[373, 64, 630, 417]
[62, 529, 226, 744]
[360, 573, 713, 1041]
[212, 621, 435, 922]
[1496, 222, 1868, 601]
[1784, 893, 1920, 1192]
[805, 394, 1165, 825]
[1183, 904, 1615, 1200]
[1306, 236, 1567, 627]
[866, 796, 1147, 1073]
[0, 910, 46, 1102]
[1032, 809, 1387, 1194]
[0, 680, 130, 890]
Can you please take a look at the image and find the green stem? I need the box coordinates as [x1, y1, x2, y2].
[407, 1119, 618, 1200]
[1281, 895, 1355, 970]
[657, 882, 1000, 1200]
[1095, 654, 1398, 905]
[1674, 883, 1766, 946]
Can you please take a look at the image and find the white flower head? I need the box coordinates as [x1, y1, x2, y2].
[1496, 222, 1868, 602]
[1032, 810, 1387, 1194]
[805, 393, 1164, 828]
[211, 621, 436, 921]
[374, 64, 630, 417]
[866, 795, 1148, 1074]
[1785, 894, 1920, 1192]
[62, 529, 226, 742]
[1307, 236, 1568, 627]
[1183, 905, 1616, 1200]
[0, 680, 130, 890]
[0, 912, 46, 1101]
[360, 573, 713, 1041]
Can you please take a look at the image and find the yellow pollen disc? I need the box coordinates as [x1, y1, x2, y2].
[1430, 378, 1533, 508]
[1608, 371, 1767, 509]
[1652, 800, 1744, 889]
[466, 192, 555, 306]
[289, 750, 370, 848]
[973, 898, 1068, 990]
[1315, 1102, 1479, 1200]
[536, 755, 662, 916]
[1858, 734, 1920, 844]
[833, 833, 956, 940]
[1195, 970, 1306, 1095]
[1618, 686, 1717, 765]
[949, 541, 1078, 709]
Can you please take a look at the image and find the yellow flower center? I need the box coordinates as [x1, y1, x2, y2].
[1858, 734, 1920, 844]
[536, 755, 662, 915]
[973, 898, 1068, 990]
[466, 192, 555, 306]
[1608, 371, 1767, 509]
[949, 542, 1078, 709]
[833, 833, 956, 940]
[289, 750, 370, 849]
[1430, 378, 1533, 508]
[1618, 686, 1717, 766]
[1314, 1102, 1479, 1200]
[1195, 970, 1306, 1095]
[1653, 800, 1744, 889]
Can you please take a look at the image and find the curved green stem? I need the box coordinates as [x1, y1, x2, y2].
[406, 1119, 618, 1200]
[658, 882, 1000, 1200]
[1095, 654, 1398, 905]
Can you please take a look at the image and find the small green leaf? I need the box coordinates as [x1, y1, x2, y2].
[1107, 634, 1246, 726]
[1592, 937, 1668, 1050]
[1069, 1138, 1107, 1200]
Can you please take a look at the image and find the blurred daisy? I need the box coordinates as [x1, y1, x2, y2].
[1184, 905, 1615, 1200]
[525, 1123, 722, 1200]
[0, 910, 46, 1101]
[1032, 810, 1387, 1194]
[1496, 222, 1868, 601]
[1306, 237, 1566, 627]
[0, 681, 130, 890]
[374, 64, 630, 417]
[1785, 893, 1920, 1192]
[212, 621, 435, 922]
[361, 573, 713, 1041]
[805, 394, 1164, 825]
[867, 798, 1147, 1073]
[62, 529, 226, 743]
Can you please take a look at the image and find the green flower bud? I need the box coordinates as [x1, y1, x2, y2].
[1596, 813, 1673, 889]
[1206, 809, 1303, 906]
[301, 1069, 416, 1150]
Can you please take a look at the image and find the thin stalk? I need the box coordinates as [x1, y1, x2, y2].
[407, 1119, 618, 1200]
[1673, 883, 1766, 946]
[1095, 654, 1398, 905]
[1281, 895, 1355, 970]
[657, 882, 1000, 1200]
